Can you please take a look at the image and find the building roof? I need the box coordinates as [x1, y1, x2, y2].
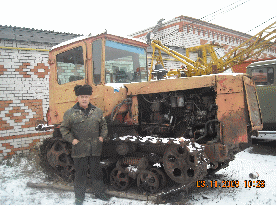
[129, 16, 253, 39]
[51, 32, 148, 51]
[0, 25, 82, 44]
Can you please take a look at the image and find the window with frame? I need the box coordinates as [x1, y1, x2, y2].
[92, 40, 102, 85]
[252, 67, 275, 85]
[56, 46, 85, 85]
[105, 40, 147, 83]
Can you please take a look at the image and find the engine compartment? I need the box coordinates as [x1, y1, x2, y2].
[137, 87, 219, 142]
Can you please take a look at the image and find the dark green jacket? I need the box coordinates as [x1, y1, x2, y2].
[60, 103, 108, 158]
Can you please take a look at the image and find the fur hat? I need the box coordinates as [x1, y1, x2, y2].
[74, 85, 92, 96]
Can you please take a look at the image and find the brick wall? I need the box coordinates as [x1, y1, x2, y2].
[0, 39, 54, 160]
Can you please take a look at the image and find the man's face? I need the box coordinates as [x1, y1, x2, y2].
[77, 95, 91, 108]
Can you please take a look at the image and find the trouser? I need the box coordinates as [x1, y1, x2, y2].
[73, 156, 105, 201]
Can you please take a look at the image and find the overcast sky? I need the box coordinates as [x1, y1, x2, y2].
[1, 0, 276, 37]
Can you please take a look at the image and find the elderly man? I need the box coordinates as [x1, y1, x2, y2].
[60, 84, 110, 204]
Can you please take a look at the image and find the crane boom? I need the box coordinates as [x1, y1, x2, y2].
[149, 22, 276, 80]
[149, 40, 207, 80]
[220, 22, 276, 69]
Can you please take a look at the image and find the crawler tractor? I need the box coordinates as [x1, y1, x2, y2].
[37, 33, 262, 198]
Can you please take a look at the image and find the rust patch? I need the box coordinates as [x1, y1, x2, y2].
[216, 84, 249, 146]
[204, 143, 228, 162]
[216, 75, 243, 94]
[219, 109, 249, 146]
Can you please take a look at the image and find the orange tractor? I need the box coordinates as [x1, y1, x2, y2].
[37, 33, 262, 197]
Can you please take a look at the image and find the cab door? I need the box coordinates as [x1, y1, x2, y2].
[49, 41, 87, 124]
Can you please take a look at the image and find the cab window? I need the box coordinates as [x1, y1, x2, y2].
[252, 67, 274, 85]
[56, 46, 85, 85]
[105, 40, 147, 83]
[92, 40, 102, 85]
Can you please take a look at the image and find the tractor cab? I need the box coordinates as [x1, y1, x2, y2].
[47, 33, 148, 125]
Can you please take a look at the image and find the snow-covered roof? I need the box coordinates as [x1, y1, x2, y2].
[50, 35, 90, 50]
[0, 25, 81, 44]
[51, 32, 147, 51]
[247, 59, 276, 67]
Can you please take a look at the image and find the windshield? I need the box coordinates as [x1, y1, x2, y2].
[105, 40, 147, 83]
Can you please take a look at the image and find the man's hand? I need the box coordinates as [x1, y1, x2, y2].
[72, 139, 80, 145]
[99, 137, 104, 142]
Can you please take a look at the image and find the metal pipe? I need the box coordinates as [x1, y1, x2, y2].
[111, 98, 132, 122]
[195, 119, 219, 142]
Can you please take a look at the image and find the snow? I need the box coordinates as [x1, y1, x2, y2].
[115, 135, 201, 146]
[0, 141, 276, 205]
[51, 35, 90, 51]
[0, 155, 148, 205]
[185, 145, 276, 205]
[51, 33, 147, 51]
[105, 83, 126, 92]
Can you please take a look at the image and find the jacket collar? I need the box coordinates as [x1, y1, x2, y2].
[73, 102, 96, 111]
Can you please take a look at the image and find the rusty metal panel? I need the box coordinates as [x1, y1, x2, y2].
[216, 74, 243, 94]
[204, 143, 228, 162]
[125, 75, 216, 95]
[216, 92, 249, 146]
[102, 85, 128, 116]
[243, 76, 263, 131]
[216, 75, 249, 146]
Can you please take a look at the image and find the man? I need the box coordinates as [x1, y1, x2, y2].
[60, 84, 110, 204]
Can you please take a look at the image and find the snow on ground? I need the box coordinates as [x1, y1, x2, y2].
[0, 141, 276, 205]
[0, 154, 148, 205]
[185, 145, 276, 205]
